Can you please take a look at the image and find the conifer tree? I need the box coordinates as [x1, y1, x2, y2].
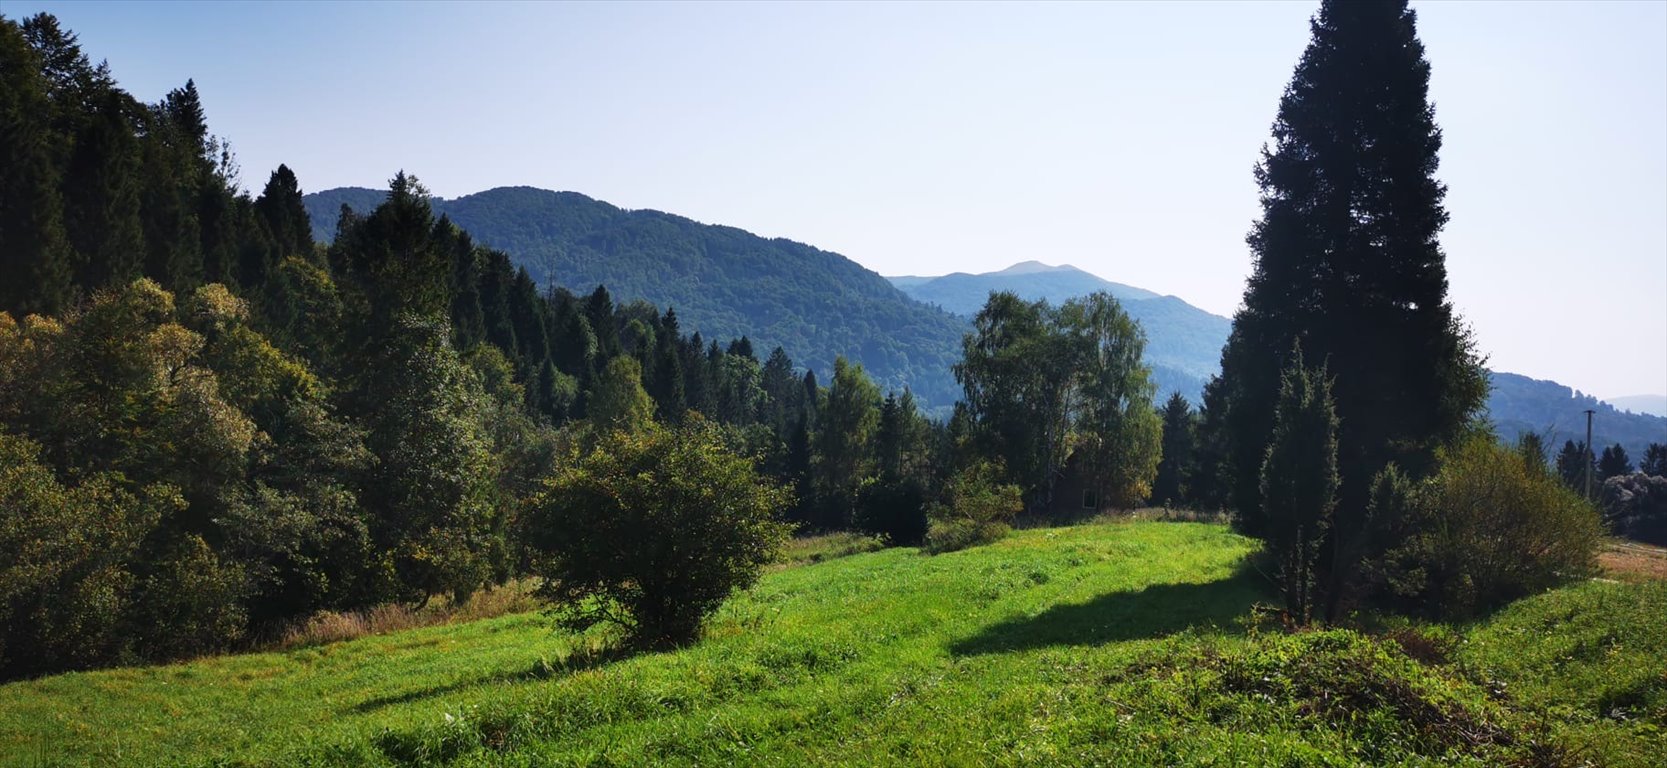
[1217, 1, 1486, 569]
[1641, 443, 1667, 477]
[1598, 444, 1633, 482]
[1152, 392, 1195, 507]
[1556, 440, 1595, 494]
[60, 89, 144, 290]
[1259, 346, 1340, 624]
[253, 164, 312, 260]
[0, 19, 74, 314]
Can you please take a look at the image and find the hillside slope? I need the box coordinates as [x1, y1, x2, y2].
[1487, 372, 1667, 459]
[4, 521, 1661, 767]
[304, 187, 969, 405]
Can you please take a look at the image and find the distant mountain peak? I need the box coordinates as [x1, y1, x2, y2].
[993, 260, 1076, 276]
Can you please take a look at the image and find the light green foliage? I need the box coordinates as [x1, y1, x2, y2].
[924, 460, 1024, 554]
[1062, 293, 1163, 509]
[1370, 435, 1602, 617]
[957, 291, 1163, 511]
[584, 355, 655, 435]
[524, 416, 792, 648]
[4, 522, 1656, 767]
[1258, 346, 1340, 623]
[814, 356, 880, 492]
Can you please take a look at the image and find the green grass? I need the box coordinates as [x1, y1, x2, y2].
[1, 521, 1660, 767]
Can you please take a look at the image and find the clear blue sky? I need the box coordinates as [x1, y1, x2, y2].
[12, 0, 1666, 399]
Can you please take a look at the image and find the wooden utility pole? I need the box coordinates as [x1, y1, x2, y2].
[1584, 409, 1596, 500]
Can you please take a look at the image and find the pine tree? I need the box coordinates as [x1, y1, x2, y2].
[253, 164, 312, 260]
[0, 19, 74, 314]
[1555, 440, 1595, 494]
[1598, 444, 1633, 482]
[1152, 392, 1195, 507]
[1259, 345, 1340, 624]
[1216, 1, 1487, 591]
[58, 84, 144, 291]
[1641, 443, 1667, 477]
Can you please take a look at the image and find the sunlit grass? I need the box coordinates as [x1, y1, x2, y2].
[1, 521, 1659, 767]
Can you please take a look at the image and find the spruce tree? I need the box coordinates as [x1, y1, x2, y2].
[1641, 443, 1667, 477]
[1217, 1, 1487, 599]
[1152, 392, 1195, 507]
[1556, 440, 1594, 493]
[1259, 346, 1340, 624]
[253, 164, 312, 260]
[1598, 444, 1633, 482]
[0, 19, 74, 315]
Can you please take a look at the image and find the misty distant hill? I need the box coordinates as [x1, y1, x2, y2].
[888, 263, 1228, 400]
[1607, 394, 1667, 419]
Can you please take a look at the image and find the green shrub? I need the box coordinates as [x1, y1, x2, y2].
[1368, 435, 1602, 618]
[523, 416, 791, 648]
[0, 431, 167, 677]
[924, 461, 1023, 554]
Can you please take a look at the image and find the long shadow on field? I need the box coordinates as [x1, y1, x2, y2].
[950, 562, 1270, 656]
[350, 644, 633, 713]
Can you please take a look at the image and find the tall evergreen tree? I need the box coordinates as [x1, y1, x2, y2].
[1217, 1, 1486, 555]
[1555, 440, 1595, 496]
[1641, 443, 1667, 477]
[1598, 444, 1633, 482]
[253, 164, 312, 260]
[60, 90, 144, 290]
[1259, 346, 1340, 624]
[0, 19, 74, 314]
[1153, 392, 1195, 507]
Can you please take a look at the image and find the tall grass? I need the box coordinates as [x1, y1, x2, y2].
[274, 581, 544, 649]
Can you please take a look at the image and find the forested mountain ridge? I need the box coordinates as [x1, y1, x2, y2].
[1486, 372, 1667, 460]
[304, 186, 968, 406]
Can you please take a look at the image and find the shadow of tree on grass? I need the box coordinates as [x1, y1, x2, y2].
[349, 642, 635, 713]
[951, 561, 1272, 656]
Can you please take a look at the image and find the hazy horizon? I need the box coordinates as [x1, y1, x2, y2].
[12, 0, 1665, 399]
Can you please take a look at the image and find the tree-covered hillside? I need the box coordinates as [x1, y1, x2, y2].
[1487, 372, 1667, 461]
[304, 187, 968, 406]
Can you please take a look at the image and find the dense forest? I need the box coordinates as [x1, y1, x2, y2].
[302, 185, 970, 408]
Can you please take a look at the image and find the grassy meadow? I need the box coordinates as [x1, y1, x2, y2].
[2, 521, 1662, 767]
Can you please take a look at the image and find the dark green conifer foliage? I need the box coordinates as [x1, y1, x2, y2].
[648, 313, 687, 421]
[442, 220, 486, 349]
[336, 172, 448, 326]
[1642, 443, 1667, 477]
[59, 89, 145, 291]
[584, 285, 620, 360]
[1598, 444, 1633, 482]
[1259, 346, 1340, 624]
[0, 19, 74, 315]
[760, 346, 799, 432]
[727, 336, 754, 360]
[254, 164, 312, 260]
[1153, 392, 1195, 507]
[1556, 440, 1595, 494]
[1218, 1, 1486, 555]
